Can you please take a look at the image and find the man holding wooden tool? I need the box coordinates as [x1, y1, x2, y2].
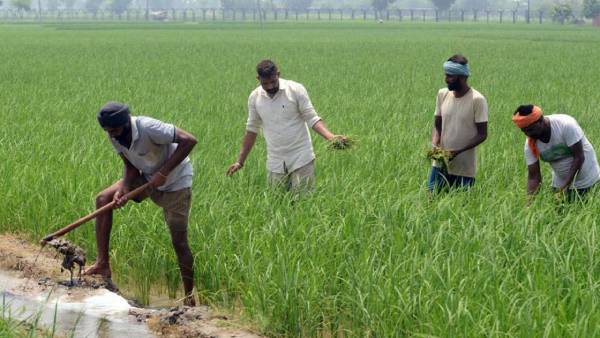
[85, 101, 198, 306]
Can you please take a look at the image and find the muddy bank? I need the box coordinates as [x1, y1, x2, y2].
[132, 306, 261, 338]
[0, 258, 151, 337]
[0, 233, 262, 338]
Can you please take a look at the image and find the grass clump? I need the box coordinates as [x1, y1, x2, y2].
[328, 135, 355, 150]
[426, 147, 452, 168]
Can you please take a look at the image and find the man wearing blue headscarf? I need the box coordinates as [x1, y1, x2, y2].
[87, 101, 198, 306]
[428, 54, 488, 191]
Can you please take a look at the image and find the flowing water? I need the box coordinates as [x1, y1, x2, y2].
[0, 270, 154, 338]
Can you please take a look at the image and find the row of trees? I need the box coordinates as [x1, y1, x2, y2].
[4, 0, 600, 20]
[9, 0, 125, 12]
[583, 0, 600, 18]
[548, 0, 600, 23]
[172, 0, 600, 16]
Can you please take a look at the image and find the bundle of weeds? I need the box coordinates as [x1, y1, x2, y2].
[328, 135, 355, 150]
[426, 147, 452, 168]
[553, 190, 566, 203]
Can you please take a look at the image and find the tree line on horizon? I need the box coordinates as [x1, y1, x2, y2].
[3, 0, 600, 24]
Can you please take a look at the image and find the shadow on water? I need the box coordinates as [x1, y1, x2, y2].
[0, 270, 154, 338]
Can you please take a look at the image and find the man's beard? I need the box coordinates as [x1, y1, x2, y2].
[266, 86, 279, 95]
[115, 123, 132, 148]
[447, 81, 462, 91]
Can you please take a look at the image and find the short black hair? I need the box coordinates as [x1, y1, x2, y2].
[256, 59, 278, 78]
[514, 104, 534, 116]
[447, 54, 468, 65]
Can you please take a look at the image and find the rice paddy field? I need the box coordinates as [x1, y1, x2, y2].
[1, 21, 600, 337]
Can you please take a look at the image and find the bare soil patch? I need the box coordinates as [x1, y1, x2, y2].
[0, 233, 262, 338]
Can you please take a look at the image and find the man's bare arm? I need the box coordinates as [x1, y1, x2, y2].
[432, 115, 442, 147]
[159, 128, 197, 175]
[114, 154, 140, 207]
[558, 140, 584, 191]
[450, 122, 487, 157]
[527, 161, 542, 195]
[148, 128, 197, 188]
[226, 131, 258, 176]
[312, 120, 335, 141]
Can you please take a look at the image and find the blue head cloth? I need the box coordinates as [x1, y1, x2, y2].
[97, 102, 130, 128]
[443, 61, 470, 77]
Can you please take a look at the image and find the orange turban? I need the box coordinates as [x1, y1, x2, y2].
[512, 106, 543, 158]
[512, 106, 542, 128]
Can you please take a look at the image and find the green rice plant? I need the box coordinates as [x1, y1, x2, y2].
[1, 22, 600, 337]
[0, 293, 60, 338]
[426, 146, 452, 169]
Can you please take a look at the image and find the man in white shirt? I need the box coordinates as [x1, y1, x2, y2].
[429, 54, 488, 191]
[226, 59, 344, 192]
[85, 101, 198, 306]
[512, 104, 600, 200]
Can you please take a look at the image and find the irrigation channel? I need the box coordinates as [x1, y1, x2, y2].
[0, 234, 261, 338]
[1, 269, 152, 337]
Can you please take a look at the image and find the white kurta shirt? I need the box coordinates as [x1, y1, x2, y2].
[246, 79, 321, 174]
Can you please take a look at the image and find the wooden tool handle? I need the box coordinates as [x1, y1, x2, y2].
[42, 182, 152, 243]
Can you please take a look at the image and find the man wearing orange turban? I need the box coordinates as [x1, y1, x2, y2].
[512, 104, 600, 199]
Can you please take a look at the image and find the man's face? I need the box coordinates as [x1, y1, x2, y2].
[104, 126, 124, 138]
[258, 73, 280, 95]
[445, 74, 462, 91]
[103, 122, 129, 139]
[520, 117, 545, 139]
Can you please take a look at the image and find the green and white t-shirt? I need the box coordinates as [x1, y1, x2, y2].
[524, 114, 600, 189]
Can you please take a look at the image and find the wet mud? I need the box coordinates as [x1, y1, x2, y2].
[0, 233, 262, 338]
[46, 239, 86, 285]
[130, 305, 260, 338]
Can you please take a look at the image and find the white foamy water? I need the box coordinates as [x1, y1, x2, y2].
[0, 270, 154, 338]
